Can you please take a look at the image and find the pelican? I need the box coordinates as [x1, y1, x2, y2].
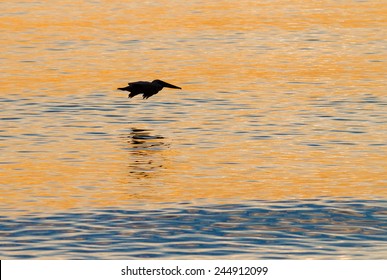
[117, 79, 182, 99]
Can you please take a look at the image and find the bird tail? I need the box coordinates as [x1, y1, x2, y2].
[117, 87, 126, 91]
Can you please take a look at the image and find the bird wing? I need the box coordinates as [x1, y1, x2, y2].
[128, 81, 149, 86]
[128, 81, 152, 93]
[130, 81, 158, 94]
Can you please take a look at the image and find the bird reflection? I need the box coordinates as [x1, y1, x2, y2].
[122, 128, 168, 179]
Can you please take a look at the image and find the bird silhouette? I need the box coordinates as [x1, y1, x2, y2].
[117, 79, 181, 99]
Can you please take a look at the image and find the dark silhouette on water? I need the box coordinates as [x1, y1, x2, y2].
[120, 128, 167, 179]
[117, 79, 182, 99]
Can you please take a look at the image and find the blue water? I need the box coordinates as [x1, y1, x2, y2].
[1, 198, 386, 259]
[2, 0, 386, 260]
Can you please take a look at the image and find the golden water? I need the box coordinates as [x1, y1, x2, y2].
[0, 0, 386, 259]
[1, 0, 386, 213]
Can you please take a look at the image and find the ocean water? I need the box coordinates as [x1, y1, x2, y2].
[1, 0, 386, 259]
[1, 199, 386, 259]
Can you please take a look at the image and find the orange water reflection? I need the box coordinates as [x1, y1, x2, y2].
[1, 0, 386, 214]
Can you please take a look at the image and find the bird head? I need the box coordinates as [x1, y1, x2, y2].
[152, 80, 182, 89]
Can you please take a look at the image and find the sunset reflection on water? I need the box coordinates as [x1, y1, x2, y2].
[0, 0, 386, 259]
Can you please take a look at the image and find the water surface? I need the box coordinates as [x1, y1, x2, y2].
[1, 199, 386, 259]
[1, 0, 386, 259]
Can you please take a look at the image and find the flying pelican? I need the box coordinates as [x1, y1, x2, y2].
[117, 79, 182, 99]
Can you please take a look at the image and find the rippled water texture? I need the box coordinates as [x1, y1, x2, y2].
[1, 199, 387, 259]
[1, 0, 386, 259]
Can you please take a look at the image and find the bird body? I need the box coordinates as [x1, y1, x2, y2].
[117, 79, 181, 99]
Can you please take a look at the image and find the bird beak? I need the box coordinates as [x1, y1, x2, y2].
[161, 81, 182, 89]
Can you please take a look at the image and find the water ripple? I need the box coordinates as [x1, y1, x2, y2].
[1, 198, 386, 259]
